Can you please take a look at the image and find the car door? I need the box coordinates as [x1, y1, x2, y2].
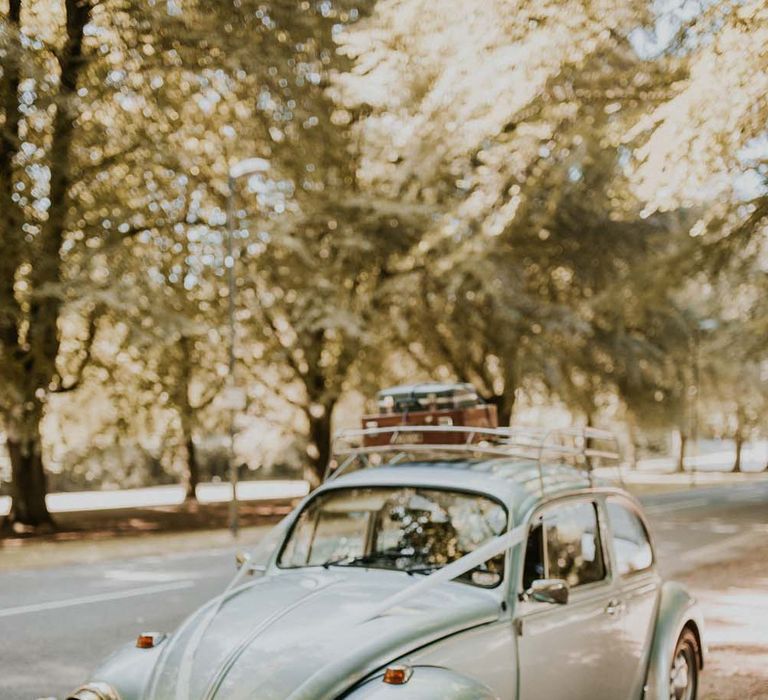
[604, 496, 661, 698]
[515, 498, 627, 700]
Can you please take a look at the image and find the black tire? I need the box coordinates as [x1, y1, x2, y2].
[669, 627, 700, 700]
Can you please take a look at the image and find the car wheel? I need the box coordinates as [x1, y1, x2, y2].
[669, 628, 699, 700]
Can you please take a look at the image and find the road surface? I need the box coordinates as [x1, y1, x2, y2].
[1, 481, 766, 699]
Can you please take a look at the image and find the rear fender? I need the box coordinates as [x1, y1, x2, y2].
[342, 666, 499, 699]
[644, 581, 704, 700]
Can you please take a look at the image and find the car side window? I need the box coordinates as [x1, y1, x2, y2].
[543, 501, 605, 588]
[606, 499, 653, 576]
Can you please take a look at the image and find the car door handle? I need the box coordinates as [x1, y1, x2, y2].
[605, 599, 625, 616]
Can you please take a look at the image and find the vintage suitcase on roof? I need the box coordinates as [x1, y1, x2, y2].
[361, 382, 498, 446]
[376, 382, 480, 413]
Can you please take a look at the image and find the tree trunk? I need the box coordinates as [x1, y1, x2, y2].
[307, 402, 336, 485]
[626, 411, 638, 470]
[184, 435, 200, 501]
[732, 407, 746, 473]
[178, 337, 199, 502]
[1, 0, 92, 532]
[487, 390, 515, 427]
[676, 431, 687, 473]
[733, 433, 743, 473]
[499, 351, 519, 426]
[3, 429, 54, 532]
[584, 410, 595, 470]
[0, 0, 23, 339]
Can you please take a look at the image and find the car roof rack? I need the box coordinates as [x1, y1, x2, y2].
[325, 425, 623, 493]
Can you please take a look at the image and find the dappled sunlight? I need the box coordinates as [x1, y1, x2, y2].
[126, 518, 162, 531]
[0, 1, 766, 696]
[681, 551, 768, 696]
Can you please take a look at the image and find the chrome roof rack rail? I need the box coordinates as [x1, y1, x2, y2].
[536, 427, 623, 491]
[325, 424, 622, 494]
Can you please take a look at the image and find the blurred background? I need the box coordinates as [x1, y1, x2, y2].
[3, 3, 768, 698]
[0, 0, 766, 531]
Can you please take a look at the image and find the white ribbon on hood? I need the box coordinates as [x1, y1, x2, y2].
[163, 517, 527, 700]
[357, 522, 527, 623]
[159, 516, 295, 700]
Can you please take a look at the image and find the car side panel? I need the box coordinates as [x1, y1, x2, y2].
[599, 495, 662, 699]
[643, 581, 704, 700]
[619, 573, 661, 699]
[516, 583, 624, 700]
[405, 621, 517, 698]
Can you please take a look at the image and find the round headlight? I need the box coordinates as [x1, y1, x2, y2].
[66, 681, 121, 700]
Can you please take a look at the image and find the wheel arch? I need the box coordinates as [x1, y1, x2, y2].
[682, 619, 704, 670]
[643, 581, 705, 700]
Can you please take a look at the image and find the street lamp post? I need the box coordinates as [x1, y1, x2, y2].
[690, 317, 719, 485]
[225, 157, 269, 539]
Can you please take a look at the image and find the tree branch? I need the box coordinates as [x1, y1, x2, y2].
[191, 384, 220, 412]
[259, 376, 308, 411]
[50, 306, 100, 393]
[258, 299, 306, 382]
[78, 141, 144, 176]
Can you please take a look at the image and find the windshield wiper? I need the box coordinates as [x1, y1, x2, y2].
[403, 563, 442, 576]
[321, 550, 413, 570]
[321, 555, 355, 569]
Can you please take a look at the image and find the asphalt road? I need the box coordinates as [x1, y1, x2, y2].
[1, 481, 767, 700]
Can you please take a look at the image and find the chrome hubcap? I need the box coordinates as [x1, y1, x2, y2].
[669, 650, 692, 700]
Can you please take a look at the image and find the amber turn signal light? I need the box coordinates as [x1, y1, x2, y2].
[383, 664, 413, 685]
[136, 632, 165, 649]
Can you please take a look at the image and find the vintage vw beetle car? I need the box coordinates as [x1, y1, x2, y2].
[68, 391, 703, 700]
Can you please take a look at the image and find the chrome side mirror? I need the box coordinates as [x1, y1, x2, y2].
[235, 551, 266, 576]
[526, 578, 569, 605]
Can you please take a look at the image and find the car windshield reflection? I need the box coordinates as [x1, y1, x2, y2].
[278, 486, 508, 587]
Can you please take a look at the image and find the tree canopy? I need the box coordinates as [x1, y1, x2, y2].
[1, 0, 766, 528]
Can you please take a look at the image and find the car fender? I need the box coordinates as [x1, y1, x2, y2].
[643, 581, 704, 700]
[342, 666, 500, 699]
[83, 638, 166, 700]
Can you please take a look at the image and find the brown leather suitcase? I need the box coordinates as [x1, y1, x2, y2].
[361, 404, 498, 446]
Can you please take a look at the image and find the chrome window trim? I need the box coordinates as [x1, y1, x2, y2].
[274, 483, 510, 589]
[514, 492, 613, 604]
[603, 493, 657, 578]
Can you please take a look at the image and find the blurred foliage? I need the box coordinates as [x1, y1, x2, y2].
[0, 0, 766, 525]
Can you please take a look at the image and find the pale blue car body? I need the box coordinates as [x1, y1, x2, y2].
[69, 461, 704, 700]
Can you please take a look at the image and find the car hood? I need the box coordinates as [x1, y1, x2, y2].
[144, 568, 500, 700]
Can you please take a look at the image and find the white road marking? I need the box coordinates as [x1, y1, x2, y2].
[138, 545, 242, 564]
[103, 569, 201, 583]
[663, 530, 763, 576]
[707, 523, 741, 534]
[727, 492, 768, 502]
[0, 580, 195, 619]
[644, 496, 713, 513]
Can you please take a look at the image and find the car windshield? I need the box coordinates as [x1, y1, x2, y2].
[278, 486, 508, 587]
